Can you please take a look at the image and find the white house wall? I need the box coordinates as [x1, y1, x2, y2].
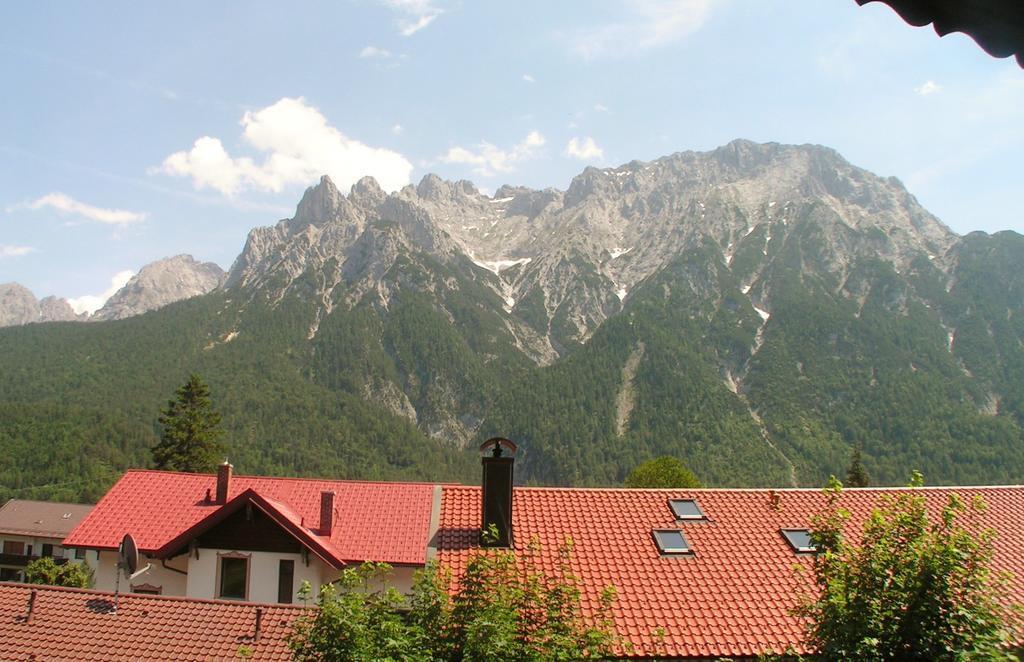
[186, 548, 328, 603]
[93, 550, 188, 596]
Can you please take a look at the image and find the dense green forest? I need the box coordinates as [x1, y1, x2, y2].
[1, 224, 1022, 503]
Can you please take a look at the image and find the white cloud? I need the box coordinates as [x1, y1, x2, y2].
[68, 269, 134, 315]
[563, 0, 717, 59]
[915, 80, 942, 96]
[440, 131, 545, 177]
[16, 192, 146, 225]
[0, 245, 35, 258]
[565, 137, 604, 161]
[392, 123, 404, 135]
[380, 0, 443, 36]
[594, 103, 610, 113]
[359, 45, 394, 59]
[156, 97, 414, 194]
[522, 73, 536, 83]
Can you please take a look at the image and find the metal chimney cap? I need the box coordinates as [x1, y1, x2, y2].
[479, 437, 518, 457]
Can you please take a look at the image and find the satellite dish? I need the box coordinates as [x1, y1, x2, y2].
[119, 533, 139, 578]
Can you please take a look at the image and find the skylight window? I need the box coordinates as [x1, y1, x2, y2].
[668, 499, 706, 521]
[652, 529, 693, 555]
[781, 529, 817, 553]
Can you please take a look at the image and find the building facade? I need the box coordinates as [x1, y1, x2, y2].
[0, 499, 95, 583]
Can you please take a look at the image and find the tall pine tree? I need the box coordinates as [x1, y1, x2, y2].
[152, 374, 226, 473]
[845, 445, 870, 488]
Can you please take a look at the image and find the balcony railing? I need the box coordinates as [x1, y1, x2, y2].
[0, 553, 69, 567]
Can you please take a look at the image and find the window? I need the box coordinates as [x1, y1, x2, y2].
[668, 499, 706, 521]
[781, 529, 817, 553]
[652, 529, 693, 555]
[2, 541, 25, 556]
[41, 543, 54, 558]
[75, 548, 86, 560]
[278, 559, 295, 604]
[218, 553, 250, 600]
[0, 568, 24, 582]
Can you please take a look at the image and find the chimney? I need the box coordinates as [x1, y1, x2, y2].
[216, 461, 232, 504]
[319, 491, 335, 536]
[480, 437, 517, 547]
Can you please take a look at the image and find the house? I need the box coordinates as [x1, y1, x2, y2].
[0, 581, 302, 660]
[0, 499, 95, 583]
[62, 462, 436, 602]
[61, 442, 1024, 658]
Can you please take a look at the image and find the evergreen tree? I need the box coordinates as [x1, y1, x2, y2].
[151, 374, 226, 473]
[845, 445, 870, 487]
[624, 456, 702, 488]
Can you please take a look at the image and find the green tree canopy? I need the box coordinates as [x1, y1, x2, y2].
[24, 557, 91, 588]
[290, 534, 618, 661]
[151, 374, 226, 473]
[799, 473, 1019, 660]
[624, 456, 701, 488]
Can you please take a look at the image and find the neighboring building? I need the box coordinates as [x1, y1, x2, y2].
[61, 445, 1024, 659]
[0, 499, 94, 583]
[62, 463, 436, 602]
[0, 582, 302, 660]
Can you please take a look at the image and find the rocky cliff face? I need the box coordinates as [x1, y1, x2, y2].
[0, 283, 82, 327]
[229, 140, 955, 357]
[93, 255, 226, 321]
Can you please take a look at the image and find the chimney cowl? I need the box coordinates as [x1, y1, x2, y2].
[480, 437, 516, 548]
[319, 491, 336, 536]
[216, 461, 233, 504]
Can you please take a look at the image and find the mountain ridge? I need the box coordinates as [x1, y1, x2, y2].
[1, 139, 1021, 502]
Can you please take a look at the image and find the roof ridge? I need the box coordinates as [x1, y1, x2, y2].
[443, 484, 1024, 493]
[124, 468, 454, 487]
[0, 581, 311, 610]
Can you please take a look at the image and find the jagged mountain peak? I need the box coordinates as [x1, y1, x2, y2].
[93, 254, 225, 321]
[295, 174, 344, 224]
[0, 282, 82, 327]
[226, 139, 965, 356]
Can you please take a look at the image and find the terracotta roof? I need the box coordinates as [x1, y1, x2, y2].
[0, 582, 304, 661]
[436, 485, 1024, 659]
[0, 499, 93, 539]
[63, 470, 436, 566]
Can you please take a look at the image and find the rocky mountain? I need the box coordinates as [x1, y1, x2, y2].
[0, 283, 82, 327]
[0, 255, 226, 327]
[2, 139, 1022, 502]
[93, 255, 226, 321]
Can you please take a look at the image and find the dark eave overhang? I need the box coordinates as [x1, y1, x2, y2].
[856, 0, 1024, 67]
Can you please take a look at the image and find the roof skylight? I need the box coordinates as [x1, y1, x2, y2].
[652, 529, 692, 555]
[781, 529, 816, 553]
[668, 499, 706, 521]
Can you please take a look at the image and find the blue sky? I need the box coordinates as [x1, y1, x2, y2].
[2, 1, 1021, 311]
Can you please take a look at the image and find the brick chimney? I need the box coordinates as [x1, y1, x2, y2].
[319, 491, 335, 536]
[216, 461, 232, 504]
[480, 437, 516, 547]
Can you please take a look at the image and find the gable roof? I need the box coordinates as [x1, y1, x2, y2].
[63, 470, 437, 566]
[0, 582, 303, 661]
[436, 484, 1024, 659]
[152, 488, 347, 568]
[0, 499, 93, 539]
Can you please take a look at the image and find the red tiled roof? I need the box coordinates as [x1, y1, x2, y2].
[63, 470, 436, 566]
[436, 485, 1024, 659]
[0, 582, 304, 661]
